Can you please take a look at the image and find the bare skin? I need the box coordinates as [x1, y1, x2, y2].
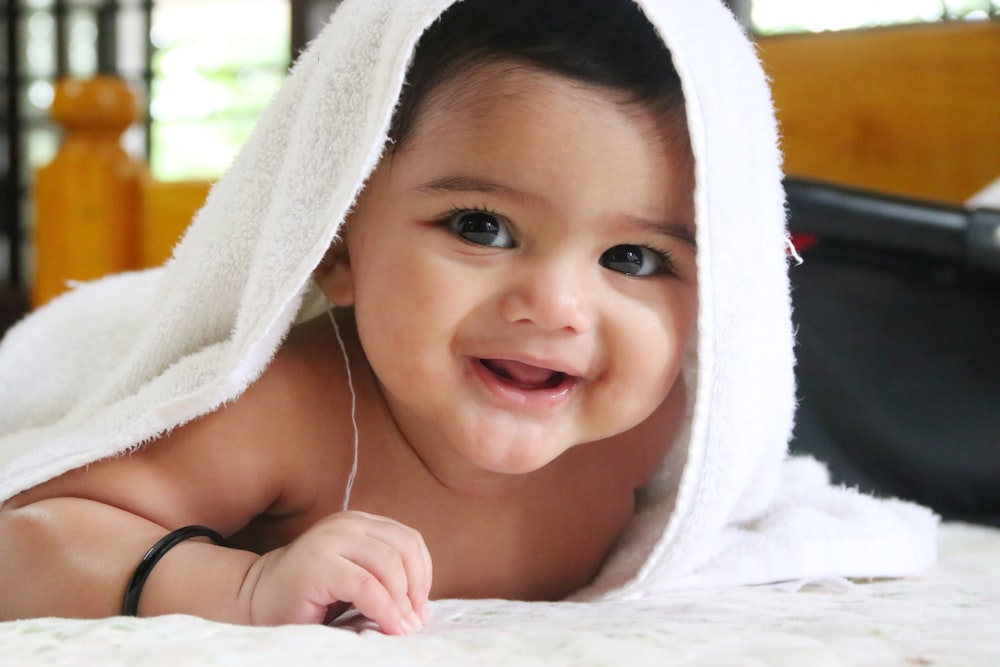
[0, 62, 695, 633]
[0, 312, 683, 631]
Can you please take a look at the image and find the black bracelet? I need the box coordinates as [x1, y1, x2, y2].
[122, 525, 227, 617]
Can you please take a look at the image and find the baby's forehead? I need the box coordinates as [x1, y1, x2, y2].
[414, 60, 688, 146]
[436, 60, 601, 99]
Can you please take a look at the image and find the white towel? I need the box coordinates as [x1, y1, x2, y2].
[0, 0, 936, 599]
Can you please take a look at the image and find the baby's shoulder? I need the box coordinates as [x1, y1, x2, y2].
[141, 316, 358, 522]
[227, 316, 356, 457]
[191, 316, 363, 531]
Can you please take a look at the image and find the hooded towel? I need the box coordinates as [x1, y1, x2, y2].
[0, 0, 936, 599]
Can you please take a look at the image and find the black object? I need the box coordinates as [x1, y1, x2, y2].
[785, 177, 1000, 527]
[122, 525, 227, 616]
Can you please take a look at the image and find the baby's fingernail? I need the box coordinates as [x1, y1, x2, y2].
[418, 605, 430, 623]
[409, 611, 423, 631]
[398, 616, 415, 634]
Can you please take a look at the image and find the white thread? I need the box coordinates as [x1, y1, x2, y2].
[328, 308, 360, 512]
[785, 234, 804, 265]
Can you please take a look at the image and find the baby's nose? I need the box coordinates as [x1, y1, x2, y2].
[497, 261, 596, 333]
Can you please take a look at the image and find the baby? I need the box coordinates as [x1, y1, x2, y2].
[0, 0, 697, 634]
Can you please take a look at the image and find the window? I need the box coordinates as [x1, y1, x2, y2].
[2, 0, 290, 290]
[753, 0, 1000, 35]
[5, 0, 151, 290]
[149, 0, 289, 180]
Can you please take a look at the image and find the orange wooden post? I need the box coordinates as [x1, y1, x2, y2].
[33, 76, 144, 307]
[139, 178, 213, 268]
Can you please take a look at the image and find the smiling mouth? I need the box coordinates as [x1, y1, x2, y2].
[478, 358, 571, 390]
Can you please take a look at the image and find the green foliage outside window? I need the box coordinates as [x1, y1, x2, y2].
[149, 1, 289, 181]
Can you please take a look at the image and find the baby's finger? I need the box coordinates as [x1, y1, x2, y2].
[357, 516, 432, 613]
[339, 535, 412, 611]
[331, 556, 414, 635]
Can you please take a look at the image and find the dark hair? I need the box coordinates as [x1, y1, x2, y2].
[388, 0, 686, 151]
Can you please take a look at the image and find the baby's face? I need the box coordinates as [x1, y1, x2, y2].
[320, 62, 697, 484]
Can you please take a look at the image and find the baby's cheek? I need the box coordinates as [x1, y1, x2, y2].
[627, 345, 682, 422]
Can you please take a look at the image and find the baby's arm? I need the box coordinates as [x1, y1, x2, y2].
[0, 351, 431, 632]
[0, 494, 260, 621]
[0, 498, 429, 631]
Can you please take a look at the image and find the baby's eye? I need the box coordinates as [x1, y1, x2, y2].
[600, 244, 672, 277]
[446, 210, 515, 248]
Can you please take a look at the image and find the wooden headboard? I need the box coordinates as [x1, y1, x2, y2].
[758, 20, 1000, 204]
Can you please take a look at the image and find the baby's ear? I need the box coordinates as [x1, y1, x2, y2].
[314, 233, 355, 307]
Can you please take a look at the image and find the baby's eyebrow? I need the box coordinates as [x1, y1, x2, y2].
[415, 176, 534, 201]
[618, 216, 697, 249]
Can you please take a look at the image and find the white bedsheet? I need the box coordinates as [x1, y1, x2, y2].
[4, 522, 997, 666]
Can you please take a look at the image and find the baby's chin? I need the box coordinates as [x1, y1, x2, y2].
[465, 432, 598, 478]
[432, 432, 577, 485]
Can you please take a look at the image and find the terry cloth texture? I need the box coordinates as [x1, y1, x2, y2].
[0, 0, 936, 598]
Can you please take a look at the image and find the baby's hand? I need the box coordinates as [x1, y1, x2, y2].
[245, 511, 432, 634]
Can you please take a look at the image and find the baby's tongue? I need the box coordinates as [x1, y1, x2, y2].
[483, 359, 557, 388]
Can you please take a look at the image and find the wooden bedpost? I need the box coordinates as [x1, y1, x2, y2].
[33, 76, 143, 308]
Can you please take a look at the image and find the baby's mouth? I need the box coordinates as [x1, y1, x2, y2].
[478, 358, 569, 390]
